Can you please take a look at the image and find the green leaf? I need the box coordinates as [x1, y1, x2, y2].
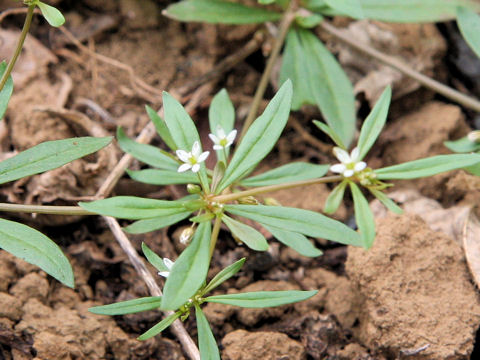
[375, 154, 480, 179]
[457, 7, 480, 59]
[37, 1, 65, 27]
[444, 136, 480, 153]
[89, 296, 163, 315]
[117, 127, 178, 171]
[357, 86, 391, 160]
[295, 13, 324, 28]
[225, 204, 361, 246]
[203, 258, 246, 295]
[0, 219, 74, 287]
[324, 0, 364, 18]
[164, 0, 281, 24]
[0, 61, 13, 120]
[263, 224, 322, 257]
[205, 290, 318, 308]
[222, 215, 269, 251]
[312, 120, 345, 148]
[142, 243, 169, 272]
[240, 163, 328, 187]
[369, 188, 403, 214]
[126, 169, 199, 185]
[350, 182, 375, 249]
[0, 137, 112, 185]
[124, 211, 193, 234]
[211, 161, 226, 194]
[465, 162, 480, 176]
[218, 80, 293, 191]
[145, 105, 177, 151]
[195, 305, 221, 360]
[79, 197, 188, 220]
[138, 312, 181, 341]
[324, 180, 347, 214]
[209, 89, 236, 161]
[279, 28, 355, 148]
[161, 222, 211, 310]
[190, 213, 215, 223]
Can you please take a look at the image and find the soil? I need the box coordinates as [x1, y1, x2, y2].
[0, 0, 480, 359]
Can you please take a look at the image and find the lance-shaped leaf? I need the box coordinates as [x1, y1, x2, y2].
[350, 182, 375, 249]
[209, 89, 236, 161]
[222, 215, 269, 251]
[369, 188, 403, 215]
[320, 0, 480, 23]
[164, 0, 281, 24]
[0, 137, 112, 185]
[195, 305, 221, 360]
[205, 290, 318, 308]
[138, 312, 181, 341]
[240, 163, 328, 187]
[117, 127, 178, 171]
[225, 204, 361, 246]
[89, 297, 163, 315]
[457, 7, 480, 59]
[0, 219, 74, 288]
[161, 222, 212, 310]
[127, 169, 199, 185]
[375, 154, 480, 180]
[324, 180, 347, 214]
[202, 258, 246, 295]
[37, 1, 65, 27]
[313, 120, 345, 148]
[124, 211, 193, 234]
[279, 28, 355, 148]
[145, 105, 177, 151]
[444, 137, 480, 153]
[357, 86, 391, 160]
[0, 61, 13, 119]
[263, 224, 322, 257]
[466, 163, 480, 176]
[142, 242, 169, 272]
[324, 0, 364, 18]
[79, 197, 188, 220]
[217, 81, 292, 191]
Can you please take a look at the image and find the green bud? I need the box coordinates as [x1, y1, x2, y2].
[187, 184, 202, 194]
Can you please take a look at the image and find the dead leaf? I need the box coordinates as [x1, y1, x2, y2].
[463, 211, 480, 288]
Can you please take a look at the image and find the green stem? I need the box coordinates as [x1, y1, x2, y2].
[0, 5, 35, 92]
[0, 203, 93, 216]
[209, 214, 223, 259]
[213, 175, 342, 203]
[238, 0, 297, 142]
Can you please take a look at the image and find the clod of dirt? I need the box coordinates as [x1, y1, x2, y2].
[222, 329, 306, 360]
[346, 214, 480, 359]
[9, 273, 49, 305]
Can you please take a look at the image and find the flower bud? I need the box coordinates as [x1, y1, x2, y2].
[180, 227, 195, 245]
[237, 196, 259, 205]
[467, 130, 480, 143]
[187, 184, 202, 194]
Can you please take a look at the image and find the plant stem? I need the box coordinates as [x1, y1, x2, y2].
[209, 215, 223, 259]
[213, 175, 342, 203]
[238, 1, 297, 142]
[0, 5, 35, 92]
[0, 203, 93, 215]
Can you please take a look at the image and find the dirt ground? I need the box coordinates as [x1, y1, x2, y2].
[1, 0, 480, 359]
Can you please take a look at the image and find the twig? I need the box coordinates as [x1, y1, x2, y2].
[319, 21, 480, 112]
[288, 117, 332, 154]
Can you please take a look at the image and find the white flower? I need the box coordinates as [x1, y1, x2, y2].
[158, 258, 174, 278]
[176, 141, 209, 173]
[468, 130, 480, 143]
[209, 126, 237, 150]
[330, 147, 367, 178]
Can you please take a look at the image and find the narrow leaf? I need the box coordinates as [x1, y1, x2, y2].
[205, 290, 318, 308]
[0, 61, 13, 119]
[142, 243, 169, 272]
[0, 219, 74, 287]
[222, 215, 269, 251]
[225, 204, 361, 246]
[458, 7, 480, 59]
[263, 224, 322, 257]
[37, 1, 65, 27]
[375, 154, 480, 179]
[126, 169, 199, 185]
[444, 137, 480, 153]
[164, 0, 281, 24]
[357, 86, 391, 160]
[312, 120, 345, 148]
[240, 163, 328, 187]
[369, 188, 403, 214]
[218, 80, 292, 191]
[138, 312, 181, 340]
[324, 180, 347, 214]
[161, 222, 212, 310]
[324, 0, 364, 19]
[195, 305, 221, 360]
[209, 89, 235, 136]
[203, 258, 246, 295]
[0, 137, 112, 185]
[89, 297, 163, 315]
[279, 28, 355, 147]
[124, 211, 193, 234]
[117, 127, 178, 170]
[350, 182, 375, 249]
[145, 105, 177, 151]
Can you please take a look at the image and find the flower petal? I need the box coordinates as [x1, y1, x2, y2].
[226, 129, 237, 143]
[213, 144, 223, 150]
[333, 147, 351, 163]
[209, 133, 219, 144]
[197, 151, 210, 163]
[354, 161, 367, 172]
[343, 169, 354, 177]
[176, 150, 190, 163]
[350, 147, 360, 162]
[178, 163, 192, 173]
[191, 164, 200, 173]
[163, 258, 174, 270]
[216, 126, 226, 139]
[192, 141, 201, 157]
[158, 271, 170, 278]
[330, 164, 346, 173]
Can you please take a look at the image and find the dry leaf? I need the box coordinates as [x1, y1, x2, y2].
[463, 211, 480, 288]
